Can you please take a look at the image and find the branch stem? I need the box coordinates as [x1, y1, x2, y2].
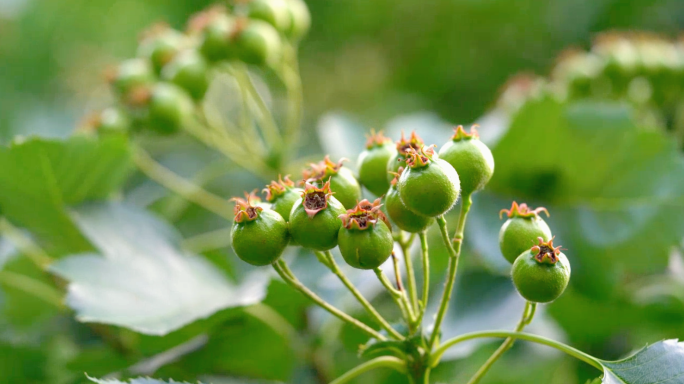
[320, 251, 403, 340]
[329, 356, 407, 384]
[417, 230, 429, 324]
[427, 194, 472, 350]
[430, 330, 603, 371]
[400, 232, 419, 313]
[272, 259, 385, 341]
[465, 302, 536, 384]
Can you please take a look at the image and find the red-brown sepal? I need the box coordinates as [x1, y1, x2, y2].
[365, 129, 392, 149]
[405, 145, 436, 169]
[301, 180, 334, 218]
[232, 191, 263, 223]
[395, 131, 425, 156]
[263, 175, 295, 202]
[499, 201, 550, 219]
[338, 198, 390, 231]
[530, 236, 563, 264]
[451, 124, 480, 141]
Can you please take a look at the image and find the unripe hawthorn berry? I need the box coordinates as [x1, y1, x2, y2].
[357, 130, 396, 197]
[137, 23, 189, 75]
[499, 202, 553, 264]
[284, 0, 310, 40]
[338, 199, 394, 269]
[512, 237, 571, 303]
[93, 107, 130, 135]
[387, 131, 425, 184]
[234, 18, 282, 66]
[247, 0, 291, 32]
[191, 7, 239, 62]
[385, 167, 433, 233]
[108, 58, 155, 100]
[397, 146, 461, 217]
[161, 49, 210, 101]
[303, 156, 361, 210]
[263, 175, 302, 221]
[126, 83, 194, 135]
[438, 125, 494, 196]
[289, 181, 346, 250]
[230, 193, 289, 266]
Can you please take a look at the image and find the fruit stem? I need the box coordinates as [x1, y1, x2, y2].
[400, 232, 420, 314]
[417, 231, 429, 325]
[272, 259, 386, 341]
[133, 147, 235, 220]
[430, 330, 603, 372]
[373, 267, 412, 323]
[427, 194, 472, 350]
[465, 302, 537, 384]
[320, 251, 404, 340]
[392, 252, 418, 327]
[329, 356, 407, 384]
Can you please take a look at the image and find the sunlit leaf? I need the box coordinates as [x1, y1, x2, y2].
[50, 202, 269, 336]
[599, 339, 684, 383]
[0, 135, 133, 254]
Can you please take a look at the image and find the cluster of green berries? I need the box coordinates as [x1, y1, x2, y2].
[499, 202, 571, 303]
[231, 125, 570, 304]
[85, 0, 310, 136]
[497, 32, 684, 132]
[230, 126, 490, 266]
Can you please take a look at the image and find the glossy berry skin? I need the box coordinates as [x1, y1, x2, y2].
[339, 220, 393, 270]
[199, 14, 237, 62]
[231, 209, 289, 266]
[499, 202, 552, 264]
[397, 148, 460, 217]
[512, 249, 571, 303]
[235, 20, 282, 66]
[284, 0, 311, 40]
[358, 133, 396, 197]
[247, 0, 291, 32]
[110, 58, 155, 99]
[270, 188, 301, 221]
[438, 125, 494, 196]
[137, 26, 187, 75]
[289, 183, 346, 251]
[385, 185, 433, 233]
[146, 83, 194, 134]
[161, 50, 210, 101]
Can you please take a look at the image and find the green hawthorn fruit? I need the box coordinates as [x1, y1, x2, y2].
[397, 146, 460, 217]
[109, 58, 155, 99]
[337, 199, 394, 269]
[128, 83, 193, 134]
[385, 168, 433, 233]
[387, 131, 425, 184]
[284, 0, 310, 40]
[499, 202, 553, 264]
[438, 125, 494, 196]
[95, 107, 130, 135]
[357, 130, 396, 197]
[512, 237, 571, 303]
[247, 0, 291, 32]
[161, 50, 210, 101]
[137, 23, 188, 74]
[235, 19, 282, 66]
[231, 195, 289, 266]
[303, 156, 361, 210]
[196, 9, 238, 62]
[263, 175, 302, 221]
[289, 181, 346, 250]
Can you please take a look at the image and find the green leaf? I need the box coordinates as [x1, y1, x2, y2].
[0, 135, 133, 254]
[87, 377, 205, 384]
[50, 202, 269, 336]
[599, 339, 684, 384]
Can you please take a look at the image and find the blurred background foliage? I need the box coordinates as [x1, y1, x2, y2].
[1, 0, 684, 383]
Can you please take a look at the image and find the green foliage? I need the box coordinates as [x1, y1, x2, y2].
[599, 340, 684, 384]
